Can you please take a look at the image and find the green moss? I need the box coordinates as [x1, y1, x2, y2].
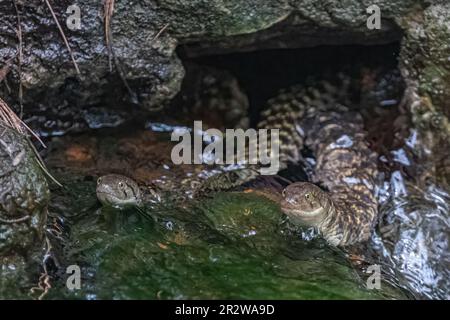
[41, 182, 407, 300]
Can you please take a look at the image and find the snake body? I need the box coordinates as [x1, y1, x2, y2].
[265, 88, 379, 246]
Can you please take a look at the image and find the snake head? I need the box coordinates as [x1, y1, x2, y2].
[96, 174, 142, 209]
[280, 182, 329, 226]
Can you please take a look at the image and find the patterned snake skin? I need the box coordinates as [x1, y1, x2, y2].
[200, 75, 380, 246]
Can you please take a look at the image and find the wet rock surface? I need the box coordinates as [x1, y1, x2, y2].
[399, 1, 450, 185]
[0, 122, 50, 297]
[0, 122, 49, 257]
[0, 0, 432, 124]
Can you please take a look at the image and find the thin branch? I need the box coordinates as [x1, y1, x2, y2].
[0, 214, 30, 223]
[102, 0, 137, 103]
[0, 96, 45, 147]
[29, 236, 53, 300]
[28, 138, 63, 187]
[12, 0, 24, 117]
[3, 78, 11, 93]
[104, 0, 114, 72]
[44, 0, 80, 75]
[152, 23, 170, 41]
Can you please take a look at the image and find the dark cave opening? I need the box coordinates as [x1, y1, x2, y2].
[175, 42, 404, 128]
[170, 42, 406, 182]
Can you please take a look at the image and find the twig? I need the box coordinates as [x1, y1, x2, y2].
[102, 0, 136, 102]
[0, 96, 25, 134]
[29, 236, 53, 300]
[12, 0, 24, 117]
[44, 0, 80, 75]
[28, 138, 63, 187]
[104, 0, 114, 72]
[152, 23, 169, 41]
[0, 214, 30, 223]
[0, 96, 45, 147]
[3, 78, 11, 93]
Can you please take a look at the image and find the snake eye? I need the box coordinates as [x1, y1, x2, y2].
[282, 189, 286, 198]
[97, 177, 102, 185]
[118, 182, 125, 189]
[305, 193, 311, 200]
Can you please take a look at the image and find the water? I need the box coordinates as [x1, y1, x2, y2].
[2, 129, 448, 300]
[40, 180, 406, 300]
[373, 177, 450, 299]
[2, 132, 448, 299]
